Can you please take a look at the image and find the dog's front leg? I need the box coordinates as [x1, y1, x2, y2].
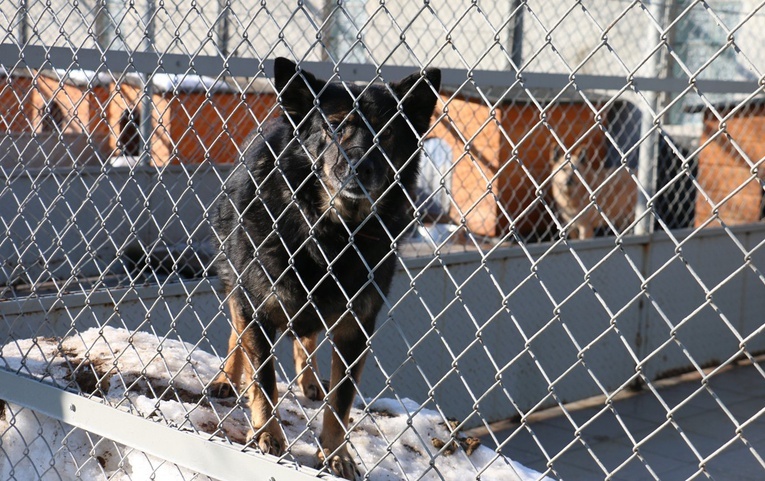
[293, 332, 325, 401]
[316, 328, 366, 480]
[209, 297, 246, 398]
[221, 295, 285, 456]
[240, 322, 286, 456]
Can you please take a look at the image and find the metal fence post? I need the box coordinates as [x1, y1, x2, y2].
[17, 0, 29, 45]
[140, 0, 156, 166]
[217, 0, 231, 56]
[510, 0, 524, 72]
[634, 1, 667, 236]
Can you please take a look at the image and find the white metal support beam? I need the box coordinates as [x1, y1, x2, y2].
[0, 369, 326, 481]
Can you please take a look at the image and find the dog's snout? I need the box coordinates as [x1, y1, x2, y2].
[352, 157, 375, 182]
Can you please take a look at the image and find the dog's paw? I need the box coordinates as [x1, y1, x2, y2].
[299, 377, 328, 402]
[249, 430, 285, 456]
[316, 448, 361, 481]
[303, 382, 323, 401]
[207, 381, 235, 398]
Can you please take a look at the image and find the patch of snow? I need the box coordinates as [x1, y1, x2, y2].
[54, 68, 113, 87]
[117, 73, 238, 93]
[109, 155, 142, 168]
[0, 327, 550, 481]
[150, 73, 238, 93]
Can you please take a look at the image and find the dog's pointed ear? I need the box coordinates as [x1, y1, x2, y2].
[572, 145, 586, 164]
[550, 145, 561, 162]
[273, 57, 326, 121]
[391, 68, 441, 135]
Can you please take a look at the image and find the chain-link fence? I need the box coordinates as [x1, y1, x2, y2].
[2, 1, 765, 480]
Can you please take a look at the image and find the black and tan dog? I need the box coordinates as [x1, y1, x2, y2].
[210, 58, 440, 479]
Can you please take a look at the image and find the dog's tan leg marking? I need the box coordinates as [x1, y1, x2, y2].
[293, 332, 324, 401]
[211, 296, 285, 455]
[242, 358, 285, 456]
[209, 297, 246, 397]
[321, 349, 366, 450]
[231, 299, 285, 456]
[317, 332, 367, 480]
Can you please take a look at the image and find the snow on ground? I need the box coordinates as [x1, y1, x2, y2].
[0, 327, 550, 481]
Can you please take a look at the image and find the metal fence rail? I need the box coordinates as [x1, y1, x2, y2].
[2, 1, 765, 480]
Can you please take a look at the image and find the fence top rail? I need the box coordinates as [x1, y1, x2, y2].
[1, 44, 761, 95]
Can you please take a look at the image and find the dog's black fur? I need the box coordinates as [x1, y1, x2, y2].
[210, 57, 440, 479]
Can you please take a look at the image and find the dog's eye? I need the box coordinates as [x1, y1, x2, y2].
[326, 121, 345, 139]
[377, 127, 392, 142]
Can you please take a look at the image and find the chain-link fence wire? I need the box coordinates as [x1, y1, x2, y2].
[2, 0, 765, 480]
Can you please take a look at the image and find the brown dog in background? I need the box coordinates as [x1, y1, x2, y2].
[550, 146, 637, 239]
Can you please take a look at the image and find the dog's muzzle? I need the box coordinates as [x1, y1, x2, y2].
[334, 150, 385, 199]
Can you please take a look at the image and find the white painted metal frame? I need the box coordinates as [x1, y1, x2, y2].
[0, 370, 324, 481]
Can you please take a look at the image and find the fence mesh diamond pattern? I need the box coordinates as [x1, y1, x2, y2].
[2, 1, 765, 480]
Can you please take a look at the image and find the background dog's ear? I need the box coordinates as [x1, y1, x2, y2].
[273, 57, 326, 122]
[550, 145, 561, 162]
[572, 145, 586, 164]
[391, 68, 441, 135]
